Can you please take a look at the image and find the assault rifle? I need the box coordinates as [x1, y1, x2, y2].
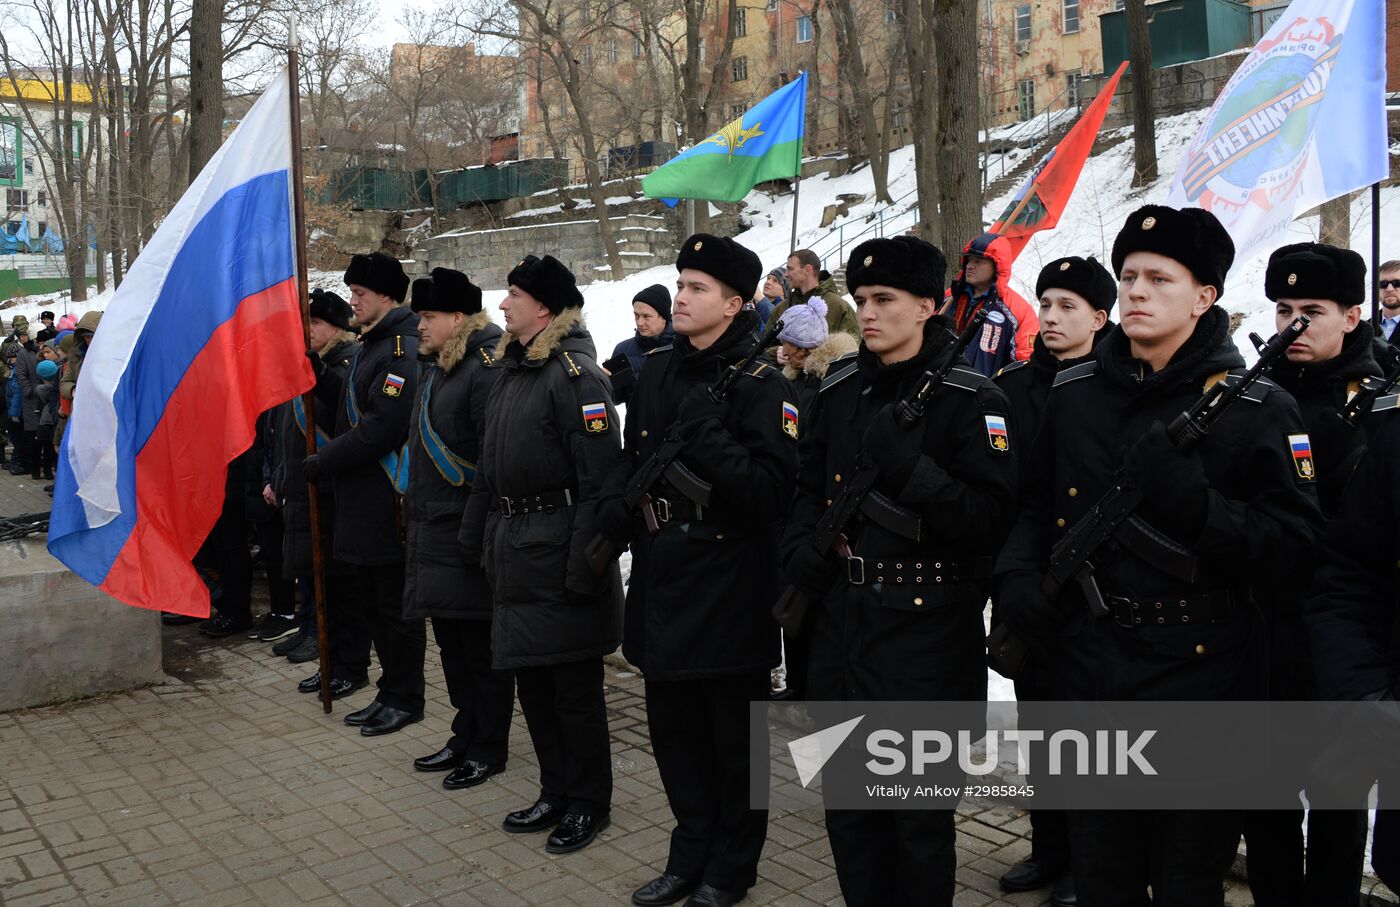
[771, 310, 989, 634]
[1341, 355, 1400, 428]
[987, 315, 1311, 676]
[583, 315, 786, 574]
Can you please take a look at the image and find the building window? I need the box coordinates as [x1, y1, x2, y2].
[1066, 70, 1083, 106]
[36, 220, 45, 236]
[769, 29, 778, 55]
[735, 7, 747, 36]
[891, 106, 906, 129]
[1015, 5, 1031, 43]
[609, 40, 618, 63]
[796, 14, 812, 43]
[767, 0, 776, 9]
[1063, 0, 1079, 33]
[1017, 78, 1036, 121]
[732, 56, 748, 82]
[885, 2, 898, 24]
[730, 104, 746, 121]
[6, 188, 28, 210]
[36, 190, 46, 207]
[699, 37, 706, 62]
[0, 117, 20, 186]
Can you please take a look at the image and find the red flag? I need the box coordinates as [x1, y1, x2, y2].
[991, 62, 1128, 261]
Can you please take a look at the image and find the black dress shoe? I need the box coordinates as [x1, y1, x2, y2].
[684, 884, 745, 906]
[999, 857, 1065, 892]
[1051, 874, 1077, 906]
[632, 873, 699, 906]
[502, 799, 564, 833]
[359, 705, 422, 737]
[442, 760, 504, 790]
[545, 813, 609, 854]
[297, 671, 322, 693]
[161, 612, 202, 626]
[344, 701, 384, 726]
[328, 677, 364, 700]
[414, 745, 466, 772]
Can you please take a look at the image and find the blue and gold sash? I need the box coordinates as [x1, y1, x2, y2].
[292, 396, 331, 450]
[417, 370, 476, 487]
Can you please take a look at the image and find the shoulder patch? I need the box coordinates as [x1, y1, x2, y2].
[581, 401, 609, 433]
[393, 335, 405, 359]
[646, 344, 674, 356]
[819, 361, 860, 394]
[1052, 361, 1098, 388]
[559, 351, 584, 378]
[382, 372, 406, 397]
[479, 348, 495, 367]
[984, 413, 1011, 454]
[781, 400, 799, 439]
[994, 360, 1030, 379]
[1287, 432, 1315, 482]
[942, 366, 983, 393]
[746, 361, 774, 379]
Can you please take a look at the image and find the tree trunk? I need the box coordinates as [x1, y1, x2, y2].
[1319, 194, 1353, 247]
[933, 0, 981, 255]
[902, 0, 941, 245]
[188, 0, 223, 181]
[1126, 0, 1157, 187]
[830, 0, 891, 203]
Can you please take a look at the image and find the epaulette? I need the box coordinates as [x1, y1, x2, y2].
[559, 350, 584, 378]
[393, 335, 405, 358]
[819, 356, 860, 394]
[1052, 361, 1098, 387]
[942, 365, 983, 393]
[478, 347, 495, 367]
[1219, 368, 1274, 403]
[646, 344, 673, 356]
[745, 361, 775, 379]
[994, 360, 1029, 379]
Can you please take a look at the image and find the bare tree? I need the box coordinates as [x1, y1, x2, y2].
[187, 0, 222, 178]
[900, 0, 940, 243]
[933, 0, 979, 253]
[828, 0, 892, 203]
[1126, 0, 1157, 186]
[1319, 193, 1353, 248]
[0, 0, 104, 300]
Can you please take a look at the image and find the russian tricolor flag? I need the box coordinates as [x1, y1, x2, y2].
[48, 70, 314, 615]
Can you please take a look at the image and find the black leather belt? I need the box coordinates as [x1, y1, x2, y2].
[1106, 589, 1238, 628]
[652, 496, 706, 524]
[844, 556, 991, 586]
[492, 488, 575, 517]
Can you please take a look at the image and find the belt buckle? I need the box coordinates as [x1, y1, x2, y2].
[1108, 594, 1136, 628]
[847, 556, 865, 585]
[499, 497, 514, 518]
[654, 498, 672, 523]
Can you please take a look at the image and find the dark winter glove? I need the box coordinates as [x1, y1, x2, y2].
[995, 571, 1073, 644]
[1122, 422, 1208, 540]
[302, 454, 322, 483]
[593, 497, 635, 547]
[862, 403, 924, 494]
[306, 349, 325, 379]
[676, 384, 728, 430]
[785, 544, 843, 602]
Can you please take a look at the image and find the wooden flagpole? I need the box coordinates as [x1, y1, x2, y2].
[287, 26, 332, 715]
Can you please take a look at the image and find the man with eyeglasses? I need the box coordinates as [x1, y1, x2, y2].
[1375, 262, 1400, 363]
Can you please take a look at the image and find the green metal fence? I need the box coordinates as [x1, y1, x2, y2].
[323, 159, 571, 212]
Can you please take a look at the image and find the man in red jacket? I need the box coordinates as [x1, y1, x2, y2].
[943, 232, 1038, 377]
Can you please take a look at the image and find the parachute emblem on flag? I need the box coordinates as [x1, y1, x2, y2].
[702, 118, 766, 161]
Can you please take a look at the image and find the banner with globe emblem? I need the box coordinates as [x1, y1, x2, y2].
[1165, 0, 1386, 264]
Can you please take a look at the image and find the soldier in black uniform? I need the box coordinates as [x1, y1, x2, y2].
[1306, 404, 1400, 892]
[459, 254, 623, 855]
[780, 236, 1019, 906]
[600, 235, 797, 907]
[400, 268, 516, 790]
[1242, 242, 1377, 907]
[994, 205, 1323, 907]
[992, 255, 1115, 907]
[303, 252, 427, 736]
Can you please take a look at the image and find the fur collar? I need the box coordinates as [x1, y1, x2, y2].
[494, 307, 585, 362]
[438, 311, 495, 373]
[783, 332, 859, 381]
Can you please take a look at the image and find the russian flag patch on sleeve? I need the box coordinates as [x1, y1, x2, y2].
[984, 414, 1010, 453]
[782, 401, 799, 439]
[1288, 432, 1314, 481]
[582, 401, 609, 433]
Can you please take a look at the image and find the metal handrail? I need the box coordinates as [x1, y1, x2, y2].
[805, 84, 1084, 271]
